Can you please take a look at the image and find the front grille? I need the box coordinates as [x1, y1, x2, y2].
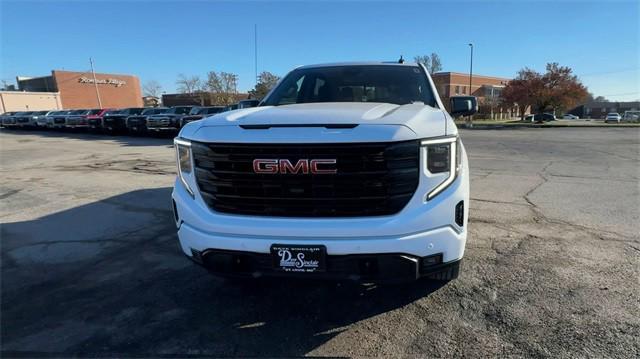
[147, 118, 171, 127]
[104, 116, 126, 122]
[127, 117, 146, 125]
[192, 141, 420, 217]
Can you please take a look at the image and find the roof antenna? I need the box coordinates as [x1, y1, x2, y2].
[398, 55, 405, 64]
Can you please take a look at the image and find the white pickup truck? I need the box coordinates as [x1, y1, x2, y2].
[172, 62, 476, 282]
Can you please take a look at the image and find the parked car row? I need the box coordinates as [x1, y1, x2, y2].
[0, 102, 257, 134]
[522, 112, 636, 123]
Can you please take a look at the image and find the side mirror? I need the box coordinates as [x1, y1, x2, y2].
[449, 96, 478, 118]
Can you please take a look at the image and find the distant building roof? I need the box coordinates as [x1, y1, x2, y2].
[432, 72, 510, 81]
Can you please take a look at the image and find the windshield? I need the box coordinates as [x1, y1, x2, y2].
[262, 65, 435, 106]
[69, 110, 87, 115]
[238, 100, 259, 108]
[128, 108, 145, 115]
[169, 107, 192, 115]
[104, 110, 121, 115]
[206, 107, 225, 114]
[143, 108, 170, 115]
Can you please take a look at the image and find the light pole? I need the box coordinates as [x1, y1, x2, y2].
[89, 57, 102, 108]
[467, 43, 473, 127]
[254, 24, 258, 88]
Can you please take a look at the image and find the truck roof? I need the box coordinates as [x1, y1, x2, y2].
[296, 61, 421, 70]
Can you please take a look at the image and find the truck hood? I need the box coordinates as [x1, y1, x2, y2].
[183, 103, 453, 143]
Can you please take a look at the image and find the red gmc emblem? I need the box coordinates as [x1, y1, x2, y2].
[253, 159, 337, 174]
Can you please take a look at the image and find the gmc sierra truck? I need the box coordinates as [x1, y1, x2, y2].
[3, 111, 32, 127]
[0, 111, 18, 127]
[146, 106, 194, 133]
[44, 110, 70, 128]
[126, 107, 170, 135]
[65, 109, 102, 129]
[103, 107, 145, 133]
[172, 62, 476, 282]
[16, 110, 49, 128]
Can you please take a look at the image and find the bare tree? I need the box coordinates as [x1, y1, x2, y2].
[143, 80, 163, 98]
[429, 53, 442, 73]
[176, 74, 203, 94]
[249, 71, 280, 100]
[206, 71, 239, 105]
[0, 79, 16, 91]
[414, 53, 443, 74]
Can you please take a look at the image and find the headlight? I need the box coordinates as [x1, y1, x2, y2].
[421, 136, 461, 200]
[174, 138, 194, 197]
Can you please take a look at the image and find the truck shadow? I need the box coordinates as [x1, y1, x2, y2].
[1, 188, 446, 357]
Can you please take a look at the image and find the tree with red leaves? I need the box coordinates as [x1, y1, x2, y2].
[537, 63, 589, 115]
[501, 68, 543, 121]
[501, 63, 589, 120]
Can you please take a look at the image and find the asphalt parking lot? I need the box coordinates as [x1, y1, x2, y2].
[1, 128, 638, 357]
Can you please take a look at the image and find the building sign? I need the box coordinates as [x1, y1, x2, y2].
[78, 77, 126, 88]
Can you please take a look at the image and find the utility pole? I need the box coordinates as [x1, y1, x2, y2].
[254, 24, 258, 87]
[467, 43, 474, 127]
[89, 57, 102, 108]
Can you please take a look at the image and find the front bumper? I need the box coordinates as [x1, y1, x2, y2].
[88, 118, 103, 129]
[103, 118, 127, 131]
[147, 126, 179, 132]
[171, 144, 470, 281]
[192, 247, 461, 281]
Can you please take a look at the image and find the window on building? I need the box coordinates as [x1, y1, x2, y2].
[462, 86, 466, 94]
[455, 85, 460, 94]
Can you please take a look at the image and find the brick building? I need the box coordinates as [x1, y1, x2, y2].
[432, 72, 522, 119]
[17, 70, 143, 109]
[568, 101, 640, 119]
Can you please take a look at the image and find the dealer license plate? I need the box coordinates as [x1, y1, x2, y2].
[271, 244, 326, 273]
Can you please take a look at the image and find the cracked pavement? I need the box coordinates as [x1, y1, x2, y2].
[1, 128, 638, 357]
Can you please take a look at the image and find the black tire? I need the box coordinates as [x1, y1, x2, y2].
[426, 260, 461, 281]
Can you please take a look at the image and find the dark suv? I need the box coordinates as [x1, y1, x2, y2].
[126, 107, 170, 135]
[180, 106, 226, 126]
[103, 107, 145, 134]
[146, 106, 194, 132]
